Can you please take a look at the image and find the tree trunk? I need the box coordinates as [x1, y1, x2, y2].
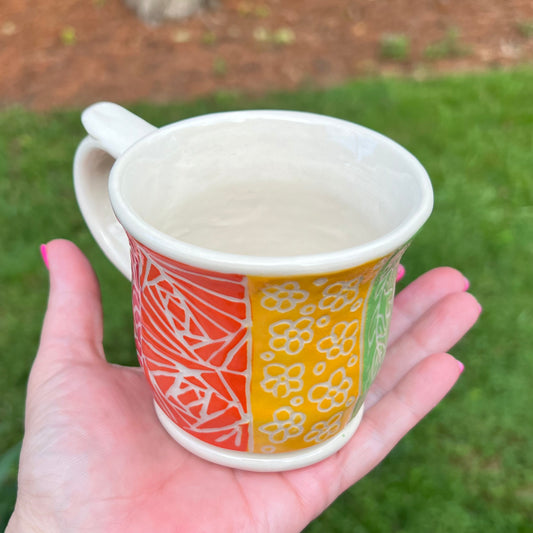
[124, 0, 212, 24]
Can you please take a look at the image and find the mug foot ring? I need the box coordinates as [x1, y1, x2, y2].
[154, 401, 364, 472]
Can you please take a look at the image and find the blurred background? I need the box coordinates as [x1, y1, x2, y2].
[1, 1, 532, 531]
[2, 0, 533, 109]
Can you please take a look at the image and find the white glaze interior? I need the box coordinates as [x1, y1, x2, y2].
[110, 111, 432, 275]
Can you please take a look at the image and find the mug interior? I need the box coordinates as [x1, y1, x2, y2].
[109, 111, 432, 274]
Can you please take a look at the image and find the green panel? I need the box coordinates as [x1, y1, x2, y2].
[361, 247, 406, 394]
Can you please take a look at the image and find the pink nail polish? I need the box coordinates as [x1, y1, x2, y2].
[396, 264, 406, 282]
[463, 277, 470, 291]
[40, 244, 49, 269]
[457, 360, 465, 374]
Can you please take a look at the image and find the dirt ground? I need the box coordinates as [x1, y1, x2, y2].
[1, 0, 533, 111]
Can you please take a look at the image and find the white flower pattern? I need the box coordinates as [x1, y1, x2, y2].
[304, 412, 344, 444]
[261, 282, 309, 312]
[258, 407, 306, 443]
[251, 251, 400, 453]
[308, 368, 353, 412]
[317, 319, 359, 360]
[261, 363, 305, 398]
[319, 277, 363, 312]
[268, 317, 314, 355]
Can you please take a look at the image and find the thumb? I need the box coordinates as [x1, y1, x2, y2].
[38, 239, 105, 364]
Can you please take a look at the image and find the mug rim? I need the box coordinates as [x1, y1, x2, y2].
[109, 109, 433, 276]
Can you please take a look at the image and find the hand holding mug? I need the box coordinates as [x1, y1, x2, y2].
[7, 239, 479, 533]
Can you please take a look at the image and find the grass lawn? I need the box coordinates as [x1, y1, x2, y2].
[1, 68, 532, 531]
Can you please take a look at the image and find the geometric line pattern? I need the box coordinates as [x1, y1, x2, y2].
[129, 237, 252, 451]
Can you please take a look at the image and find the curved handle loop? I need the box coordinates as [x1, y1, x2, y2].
[74, 103, 158, 280]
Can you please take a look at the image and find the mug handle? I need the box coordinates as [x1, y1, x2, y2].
[73, 102, 157, 280]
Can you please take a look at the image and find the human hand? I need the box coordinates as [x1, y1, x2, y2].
[8, 240, 480, 533]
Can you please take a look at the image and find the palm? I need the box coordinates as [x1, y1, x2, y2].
[11, 241, 480, 533]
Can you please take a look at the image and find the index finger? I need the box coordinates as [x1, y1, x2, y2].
[389, 267, 470, 345]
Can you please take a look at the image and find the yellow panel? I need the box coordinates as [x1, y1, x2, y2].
[248, 257, 386, 454]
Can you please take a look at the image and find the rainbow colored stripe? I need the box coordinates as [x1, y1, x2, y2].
[130, 238, 403, 454]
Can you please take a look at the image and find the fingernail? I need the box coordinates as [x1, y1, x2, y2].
[457, 360, 465, 374]
[463, 276, 470, 291]
[396, 264, 406, 282]
[40, 244, 49, 269]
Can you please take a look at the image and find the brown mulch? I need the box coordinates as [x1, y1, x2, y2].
[1, 0, 533, 111]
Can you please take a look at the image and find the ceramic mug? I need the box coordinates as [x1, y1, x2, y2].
[74, 102, 433, 471]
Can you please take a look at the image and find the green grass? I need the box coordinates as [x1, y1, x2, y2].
[424, 27, 471, 60]
[1, 68, 533, 531]
[517, 20, 533, 38]
[379, 33, 410, 61]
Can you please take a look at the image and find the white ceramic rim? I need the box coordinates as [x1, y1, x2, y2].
[154, 400, 364, 472]
[109, 110, 433, 276]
